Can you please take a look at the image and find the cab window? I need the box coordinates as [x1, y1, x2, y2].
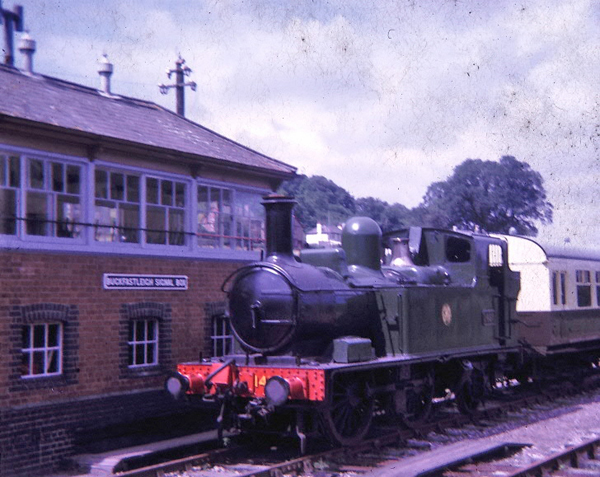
[446, 236, 471, 263]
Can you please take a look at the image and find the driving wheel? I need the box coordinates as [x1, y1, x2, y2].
[321, 372, 374, 446]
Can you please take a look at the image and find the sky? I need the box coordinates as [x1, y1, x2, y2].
[7, 0, 600, 246]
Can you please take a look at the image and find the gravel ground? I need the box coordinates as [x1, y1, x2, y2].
[438, 387, 600, 468]
[369, 387, 600, 476]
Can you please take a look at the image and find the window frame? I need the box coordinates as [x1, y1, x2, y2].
[576, 269, 592, 308]
[552, 270, 567, 307]
[1, 146, 270, 260]
[0, 149, 87, 243]
[145, 175, 188, 247]
[119, 302, 172, 379]
[445, 235, 471, 263]
[25, 156, 84, 239]
[128, 318, 159, 368]
[9, 303, 79, 392]
[596, 271, 600, 308]
[94, 167, 142, 244]
[197, 182, 265, 252]
[0, 153, 20, 235]
[211, 313, 234, 357]
[21, 322, 63, 378]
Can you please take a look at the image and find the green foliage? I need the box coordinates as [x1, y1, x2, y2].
[419, 156, 553, 235]
[278, 175, 356, 229]
[278, 176, 411, 233]
[356, 197, 411, 233]
[278, 156, 552, 237]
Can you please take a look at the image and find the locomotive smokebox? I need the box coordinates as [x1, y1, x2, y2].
[262, 195, 297, 260]
[225, 196, 380, 356]
[342, 217, 382, 271]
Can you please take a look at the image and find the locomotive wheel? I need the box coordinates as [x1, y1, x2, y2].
[402, 370, 434, 427]
[456, 368, 486, 415]
[321, 372, 374, 446]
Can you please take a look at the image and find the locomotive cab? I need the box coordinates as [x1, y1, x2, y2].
[382, 227, 520, 354]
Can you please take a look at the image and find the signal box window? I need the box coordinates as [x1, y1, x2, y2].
[146, 177, 186, 246]
[198, 185, 233, 249]
[552, 271, 567, 306]
[26, 158, 82, 238]
[198, 185, 264, 251]
[95, 169, 141, 243]
[128, 319, 159, 367]
[234, 190, 265, 251]
[576, 270, 592, 307]
[446, 236, 471, 263]
[22, 323, 62, 378]
[0, 154, 20, 235]
[211, 314, 233, 357]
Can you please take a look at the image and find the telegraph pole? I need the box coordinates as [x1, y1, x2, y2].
[0, 2, 24, 66]
[158, 56, 197, 117]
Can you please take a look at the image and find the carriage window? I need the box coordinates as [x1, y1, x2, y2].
[552, 271, 567, 306]
[576, 270, 592, 307]
[446, 236, 471, 263]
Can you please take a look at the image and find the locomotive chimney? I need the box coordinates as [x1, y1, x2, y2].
[262, 195, 296, 260]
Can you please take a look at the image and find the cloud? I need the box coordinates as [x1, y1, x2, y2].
[13, 0, 600, 245]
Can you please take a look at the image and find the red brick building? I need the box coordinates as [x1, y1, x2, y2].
[0, 55, 295, 476]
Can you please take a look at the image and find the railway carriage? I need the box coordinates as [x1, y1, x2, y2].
[501, 235, 600, 355]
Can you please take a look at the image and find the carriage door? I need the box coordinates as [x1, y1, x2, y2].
[488, 242, 520, 344]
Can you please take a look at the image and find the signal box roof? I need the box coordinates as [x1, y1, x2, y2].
[0, 64, 296, 178]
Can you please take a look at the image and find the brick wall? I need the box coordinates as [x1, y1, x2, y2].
[0, 249, 246, 476]
[0, 389, 205, 476]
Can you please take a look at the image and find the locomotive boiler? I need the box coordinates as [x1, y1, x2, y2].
[166, 195, 524, 451]
[225, 196, 392, 358]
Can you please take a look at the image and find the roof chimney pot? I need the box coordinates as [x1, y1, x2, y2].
[98, 54, 113, 94]
[18, 31, 36, 73]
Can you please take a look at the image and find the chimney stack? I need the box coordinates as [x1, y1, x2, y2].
[262, 195, 297, 260]
[18, 31, 35, 73]
[98, 54, 113, 94]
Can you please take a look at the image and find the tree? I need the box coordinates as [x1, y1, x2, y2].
[356, 197, 411, 233]
[278, 175, 356, 229]
[418, 156, 553, 235]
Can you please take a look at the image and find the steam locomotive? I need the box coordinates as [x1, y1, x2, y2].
[165, 195, 600, 452]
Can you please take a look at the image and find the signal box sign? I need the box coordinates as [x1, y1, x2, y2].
[103, 273, 188, 290]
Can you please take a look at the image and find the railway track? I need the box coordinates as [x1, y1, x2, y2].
[109, 379, 600, 477]
[409, 436, 600, 477]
